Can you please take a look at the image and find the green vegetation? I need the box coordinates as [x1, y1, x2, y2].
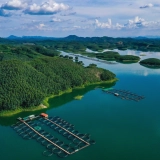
[0, 82, 116, 125]
[0, 44, 59, 62]
[0, 105, 46, 117]
[116, 55, 140, 63]
[0, 53, 116, 112]
[0, 43, 140, 65]
[3, 35, 159, 114]
[140, 58, 160, 68]
[2, 35, 160, 53]
[36, 35, 160, 52]
[74, 95, 83, 100]
[96, 51, 119, 61]
[96, 51, 140, 63]
[1, 35, 160, 65]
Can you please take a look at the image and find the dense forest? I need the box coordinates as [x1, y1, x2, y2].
[140, 58, 160, 68]
[0, 44, 59, 61]
[0, 46, 116, 111]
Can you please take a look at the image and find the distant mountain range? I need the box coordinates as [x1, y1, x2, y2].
[6, 35, 160, 41]
[135, 36, 160, 39]
[7, 35, 58, 40]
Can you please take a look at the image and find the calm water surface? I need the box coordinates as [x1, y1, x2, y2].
[1, 50, 160, 160]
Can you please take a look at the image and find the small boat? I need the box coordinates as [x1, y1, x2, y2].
[28, 115, 35, 120]
[114, 93, 119, 96]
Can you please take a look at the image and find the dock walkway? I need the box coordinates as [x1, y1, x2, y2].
[15, 115, 93, 157]
[45, 118, 90, 154]
[18, 118, 71, 155]
[103, 88, 145, 102]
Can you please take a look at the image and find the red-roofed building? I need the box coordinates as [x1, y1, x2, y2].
[40, 113, 48, 118]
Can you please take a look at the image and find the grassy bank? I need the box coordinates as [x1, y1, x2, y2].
[0, 78, 117, 117]
[42, 88, 73, 107]
[74, 95, 83, 100]
[42, 78, 117, 106]
[0, 105, 47, 117]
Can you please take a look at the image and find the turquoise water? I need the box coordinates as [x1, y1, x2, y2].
[1, 51, 160, 160]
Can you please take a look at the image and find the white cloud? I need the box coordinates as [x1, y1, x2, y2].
[0, 0, 160, 37]
[19, 21, 52, 31]
[125, 16, 145, 28]
[95, 18, 112, 28]
[37, 23, 45, 29]
[50, 17, 62, 22]
[73, 25, 81, 29]
[95, 19, 124, 30]
[24, 1, 70, 15]
[115, 23, 124, 30]
[124, 16, 160, 29]
[95, 16, 160, 31]
[1, 0, 27, 10]
[140, 3, 153, 9]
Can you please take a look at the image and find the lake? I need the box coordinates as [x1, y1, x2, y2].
[1, 50, 160, 160]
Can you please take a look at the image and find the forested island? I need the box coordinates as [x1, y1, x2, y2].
[95, 51, 140, 63]
[0, 43, 116, 115]
[140, 58, 160, 68]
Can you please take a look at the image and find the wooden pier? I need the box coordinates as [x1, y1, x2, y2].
[18, 118, 71, 155]
[45, 118, 90, 146]
[14, 115, 93, 157]
[103, 88, 145, 102]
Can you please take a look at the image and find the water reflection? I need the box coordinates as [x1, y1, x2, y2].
[61, 49, 160, 76]
[0, 83, 116, 126]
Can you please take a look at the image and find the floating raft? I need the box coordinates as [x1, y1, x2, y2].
[11, 114, 95, 158]
[103, 88, 145, 102]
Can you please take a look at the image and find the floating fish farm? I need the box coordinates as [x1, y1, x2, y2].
[11, 113, 95, 158]
[103, 88, 145, 102]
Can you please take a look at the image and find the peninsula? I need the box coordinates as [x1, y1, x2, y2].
[0, 43, 116, 116]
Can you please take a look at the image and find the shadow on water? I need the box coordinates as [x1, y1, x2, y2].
[0, 82, 116, 126]
[116, 60, 139, 64]
[48, 82, 116, 108]
[139, 63, 160, 69]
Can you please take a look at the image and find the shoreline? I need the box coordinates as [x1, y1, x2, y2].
[42, 78, 118, 107]
[0, 78, 117, 117]
[140, 63, 160, 68]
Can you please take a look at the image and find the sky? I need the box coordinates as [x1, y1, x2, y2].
[0, 0, 160, 37]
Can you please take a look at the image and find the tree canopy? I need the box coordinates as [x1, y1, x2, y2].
[140, 58, 160, 68]
[0, 57, 116, 111]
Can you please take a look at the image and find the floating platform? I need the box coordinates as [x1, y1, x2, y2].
[12, 114, 95, 158]
[103, 88, 145, 102]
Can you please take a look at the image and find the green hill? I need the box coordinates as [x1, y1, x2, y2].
[0, 57, 116, 111]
